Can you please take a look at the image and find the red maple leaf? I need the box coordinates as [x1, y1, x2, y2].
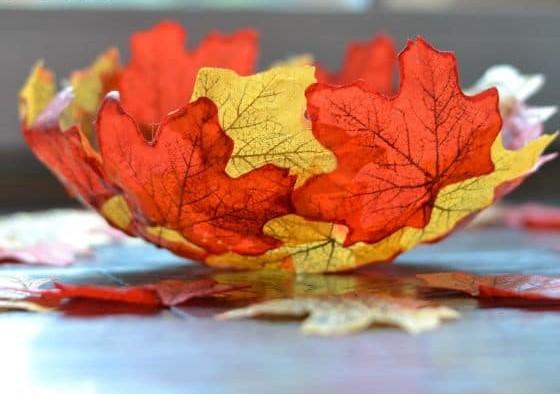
[417, 272, 560, 302]
[293, 37, 502, 245]
[22, 88, 115, 208]
[315, 35, 397, 95]
[503, 203, 560, 230]
[96, 94, 296, 255]
[38, 279, 246, 306]
[119, 21, 258, 128]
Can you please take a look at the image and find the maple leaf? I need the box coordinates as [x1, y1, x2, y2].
[97, 93, 296, 256]
[0, 210, 129, 266]
[502, 203, 560, 230]
[191, 65, 336, 184]
[417, 272, 494, 296]
[0, 300, 53, 312]
[0, 277, 51, 299]
[19, 67, 115, 208]
[467, 203, 560, 230]
[120, 21, 258, 128]
[217, 294, 459, 335]
[315, 34, 397, 95]
[294, 37, 503, 246]
[43, 279, 244, 307]
[59, 48, 121, 140]
[417, 272, 560, 302]
[0, 277, 54, 312]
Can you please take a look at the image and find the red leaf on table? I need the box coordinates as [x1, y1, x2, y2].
[148, 279, 242, 306]
[478, 276, 560, 301]
[97, 95, 296, 256]
[119, 21, 258, 128]
[503, 203, 560, 230]
[50, 282, 160, 305]
[294, 37, 502, 245]
[416, 272, 496, 296]
[417, 272, 560, 301]
[315, 35, 397, 95]
[44, 279, 245, 306]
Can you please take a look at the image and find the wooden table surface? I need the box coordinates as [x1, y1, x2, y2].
[2, 228, 560, 394]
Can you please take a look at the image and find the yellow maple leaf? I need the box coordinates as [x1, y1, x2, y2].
[191, 65, 335, 184]
[19, 63, 55, 127]
[217, 294, 459, 335]
[207, 214, 357, 272]
[59, 48, 120, 139]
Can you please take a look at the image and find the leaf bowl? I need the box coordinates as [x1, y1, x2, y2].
[19, 21, 556, 272]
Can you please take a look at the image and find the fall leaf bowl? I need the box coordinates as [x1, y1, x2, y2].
[19, 21, 556, 273]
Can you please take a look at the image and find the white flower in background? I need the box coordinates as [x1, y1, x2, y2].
[468, 65, 557, 150]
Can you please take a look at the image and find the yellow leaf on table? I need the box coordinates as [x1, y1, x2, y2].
[191, 65, 335, 184]
[217, 294, 459, 335]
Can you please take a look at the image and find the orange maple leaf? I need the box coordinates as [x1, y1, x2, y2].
[22, 86, 114, 208]
[294, 38, 502, 245]
[96, 94, 295, 256]
[315, 34, 397, 95]
[119, 21, 258, 128]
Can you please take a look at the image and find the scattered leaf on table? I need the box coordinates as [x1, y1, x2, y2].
[467, 203, 560, 230]
[0, 276, 56, 312]
[417, 272, 496, 296]
[0, 277, 52, 299]
[502, 203, 560, 230]
[417, 272, 560, 301]
[42, 279, 246, 307]
[0, 300, 53, 312]
[217, 294, 459, 335]
[0, 210, 135, 265]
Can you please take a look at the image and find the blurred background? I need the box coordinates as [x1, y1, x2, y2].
[1, 0, 559, 209]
